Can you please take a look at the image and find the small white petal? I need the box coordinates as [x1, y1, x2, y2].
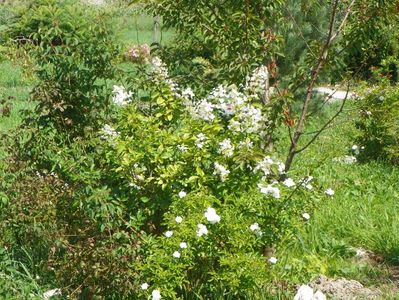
[172, 251, 181, 258]
[164, 231, 173, 238]
[250, 223, 260, 231]
[268, 257, 277, 264]
[141, 283, 149, 290]
[325, 188, 335, 196]
[302, 213, 310, 221]
[178, 191, 187, 198]
[175, 216, 183, 223]
[179, 242, 187, 249]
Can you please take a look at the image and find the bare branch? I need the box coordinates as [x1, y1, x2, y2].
[283, 0, 357, 173]
[294, 83, 351, 154]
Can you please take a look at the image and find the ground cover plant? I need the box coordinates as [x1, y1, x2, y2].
[0, 0, 398, 299]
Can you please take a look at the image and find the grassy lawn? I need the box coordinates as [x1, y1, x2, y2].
[275, 102, 399, 297]
[0, 60, 33, 131]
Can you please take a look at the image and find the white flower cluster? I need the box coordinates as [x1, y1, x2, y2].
[204, 207, 221, 224]
[190, 99, 216, 121]
[186, 84, 267, 135]
[249, 222, 263, 236]
[197, 223, 208, 237]
[208, 85, 247, 116]
[255, 156, 285, 176]
[299, 176, 313, 190]
[244, 65, 269, 99]
[283, 178, 295, 188]
[112, 85, 132, 106]
[213, 162, 230, 182]
[101, 124, 119, 140]
[195, 133, 207, 149]
[151, 57, 180, 97]
[197, 207, 221, 236]
[259, 182, 281, 199]
[218, 138, 235, 157]
[229, 105, 264, 134]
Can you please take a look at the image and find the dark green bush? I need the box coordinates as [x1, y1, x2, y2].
[0, 0, 139, 297]
[355, 85, 399, 164]
[342, 0, 399, 78]
[8, 0, 119, 137]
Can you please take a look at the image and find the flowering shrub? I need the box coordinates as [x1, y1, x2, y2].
[97, 57, 320, 297]
[1, 5, 323, 296]
[355, 85, 399, 164]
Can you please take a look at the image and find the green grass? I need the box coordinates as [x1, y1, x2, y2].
[275, 102, 399, 297]
[0, 60, 34, 132]
[112, 5, 174, 46]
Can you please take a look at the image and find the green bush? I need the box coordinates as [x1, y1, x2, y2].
[342, 0, 399, 78]
[8, 0, 119, 137]
[355, 85, 399, 164]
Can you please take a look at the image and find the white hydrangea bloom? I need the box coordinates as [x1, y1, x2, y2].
[197, 224, 208, 237]
[218, 138, 235, 157]
[151, 57, 180, 97]
[213, 162, 230, 182]
[209, 85, 247, 114]
[204, 207, 221, 224]
[245, 65, 269, 98]
[230, 105, 264, 134]
[181, 87, 195, 100]
[112, 85, 133, 106]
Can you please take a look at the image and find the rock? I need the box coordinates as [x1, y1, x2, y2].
[294, 285, 314, 300]
[310, 275, 381, 299]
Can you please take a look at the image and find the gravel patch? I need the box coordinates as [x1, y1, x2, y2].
[310, 275, 382, 299]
